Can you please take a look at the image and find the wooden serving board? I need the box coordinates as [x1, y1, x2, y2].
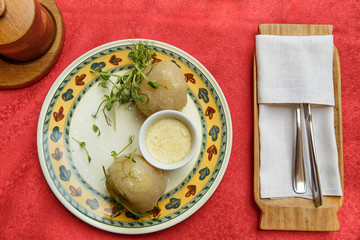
[253, 24, 344, 231]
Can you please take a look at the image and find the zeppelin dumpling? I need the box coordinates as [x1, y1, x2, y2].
[136, 60, 187, 116]
[105, 154, 166, 213]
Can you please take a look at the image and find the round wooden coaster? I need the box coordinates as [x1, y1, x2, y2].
[0, 0, 64, 89]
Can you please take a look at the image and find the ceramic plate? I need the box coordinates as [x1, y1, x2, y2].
[37, 39, 232, 234]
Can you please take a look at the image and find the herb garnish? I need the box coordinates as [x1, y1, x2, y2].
[111, 135, 138, 180]
[111, 135, 135, 160]
[71, 137, 91, 163]
[91, 41, 166, 129]
[92, 124, 101, 136]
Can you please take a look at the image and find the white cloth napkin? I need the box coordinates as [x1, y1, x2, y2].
[256, 35, 334, 105]
[256, 35, 343, 199]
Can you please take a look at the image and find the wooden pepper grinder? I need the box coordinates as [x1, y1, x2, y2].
[0, 0, 64, 89]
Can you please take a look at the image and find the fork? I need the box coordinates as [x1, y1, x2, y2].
[293, 103, 306, 194]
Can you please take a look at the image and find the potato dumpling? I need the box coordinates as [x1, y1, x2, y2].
[106, 154, 166, 213]
[136, 60, 187, 116]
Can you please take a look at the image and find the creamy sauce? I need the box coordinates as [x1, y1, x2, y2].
[146, 118, 192, 164]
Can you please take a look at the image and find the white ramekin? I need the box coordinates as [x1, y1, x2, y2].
[139, 110, 199, 170]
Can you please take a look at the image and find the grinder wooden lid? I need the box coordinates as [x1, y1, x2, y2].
[0, 0, 35, 45]
[0, 0, 6, 17]
[0, 0, 64, 89]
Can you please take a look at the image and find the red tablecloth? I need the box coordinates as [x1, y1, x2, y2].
[1, 0, 359, 239]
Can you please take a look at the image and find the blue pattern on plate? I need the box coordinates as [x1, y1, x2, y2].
[90, 62, 106, 72]
[199, 167, 210, 180]
[59, 165, 71, 181]
[50, 126, 62, 142]
[86, 198, 99, 210]
[209, 125, 220, 141]
[61, 89, 74, 102]
[198, 88, 209, 103]
[165, 198, 181, 210]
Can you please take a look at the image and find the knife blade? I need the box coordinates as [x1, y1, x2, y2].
[303, 103, 323, 207]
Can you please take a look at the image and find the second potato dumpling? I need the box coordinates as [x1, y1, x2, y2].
[106, 154, 167, 213]
[136, 60, 188, 116]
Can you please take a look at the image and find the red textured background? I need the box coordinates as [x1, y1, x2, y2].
[1, 0, 359, 239]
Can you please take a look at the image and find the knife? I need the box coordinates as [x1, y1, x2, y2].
[303, 103, 323, 207]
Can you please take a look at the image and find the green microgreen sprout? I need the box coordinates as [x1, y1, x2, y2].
[151, 214, 161, 222]
[111, 135, 137, 180]
[125, 149, 137, 163]
[90, 41, 167, 128]
[71, 137, 91, 163]
[148, 203, 162, 221]
[147, 80, 167, 89]
[92, 124, 101, 136]
[120, 149, 139, 181]
[111, 135, 135, 160]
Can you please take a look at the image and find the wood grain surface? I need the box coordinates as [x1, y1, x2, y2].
[0, 0, 64, 89]
[0, 0, 34, 46]
[0, 0, 55, 61]
[253, 24, 344, 231]
[0, 0, 6, 17]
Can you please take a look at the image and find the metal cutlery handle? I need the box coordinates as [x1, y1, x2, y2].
[303, 103, 323, 207]
[293, 104, 306, 194]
